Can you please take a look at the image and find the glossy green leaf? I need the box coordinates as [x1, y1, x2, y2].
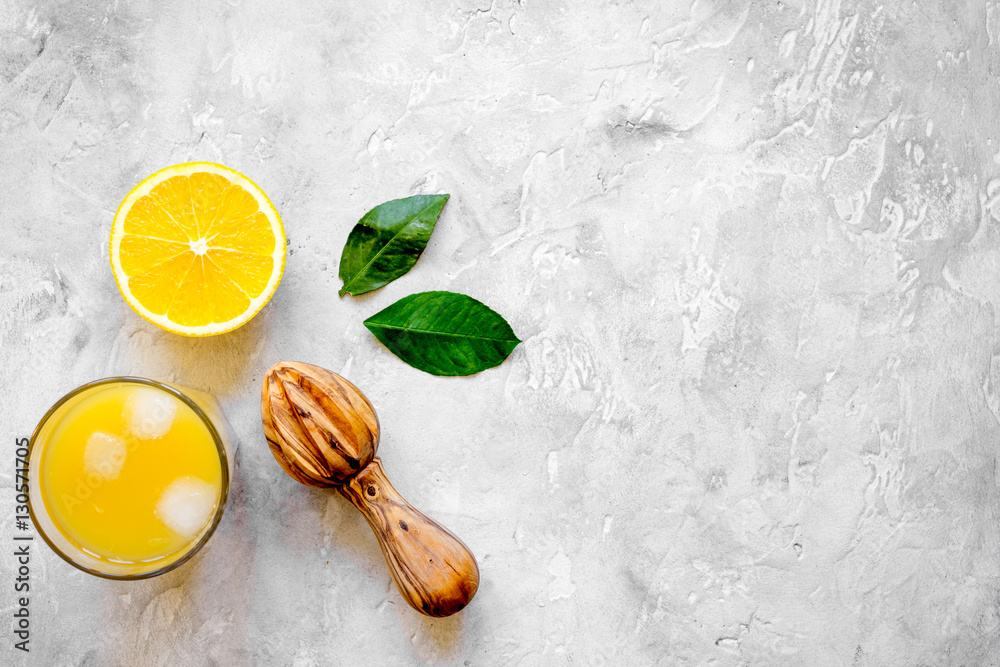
[364, 291, 521, 376]
[338, 194, 449, 297]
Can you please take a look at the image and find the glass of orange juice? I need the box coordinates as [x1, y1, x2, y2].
[27, 377, 233, 579]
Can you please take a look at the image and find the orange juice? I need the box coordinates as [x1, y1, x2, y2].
[36, 381, 223, 570]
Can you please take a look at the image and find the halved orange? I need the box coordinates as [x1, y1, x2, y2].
[110, 162, 286, 336]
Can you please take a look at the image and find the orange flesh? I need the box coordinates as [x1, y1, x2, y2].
[118, 173, 277, 327]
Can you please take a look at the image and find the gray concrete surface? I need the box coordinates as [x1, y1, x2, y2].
[3, 0, 1000, 664]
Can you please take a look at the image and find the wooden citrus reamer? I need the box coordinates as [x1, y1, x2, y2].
[260, 361, 479, 617]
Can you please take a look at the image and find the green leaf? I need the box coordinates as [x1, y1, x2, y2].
[338, 194, 449, 297]
[364, 291, 521, 376]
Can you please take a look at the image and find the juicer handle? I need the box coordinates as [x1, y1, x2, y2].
[339, 457, 479, 617]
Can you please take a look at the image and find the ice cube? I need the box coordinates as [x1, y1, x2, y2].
[83, 431, 127, 481]
[155, 477, 217, 538]
[125, 387, 178, 439]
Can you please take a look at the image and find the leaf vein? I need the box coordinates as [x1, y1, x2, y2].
[364, 322, 519, 343]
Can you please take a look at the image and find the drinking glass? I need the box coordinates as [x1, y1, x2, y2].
[27, 377, 234, 579]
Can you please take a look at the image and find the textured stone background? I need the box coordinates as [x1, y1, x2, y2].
[3, 0, 1000, 665]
